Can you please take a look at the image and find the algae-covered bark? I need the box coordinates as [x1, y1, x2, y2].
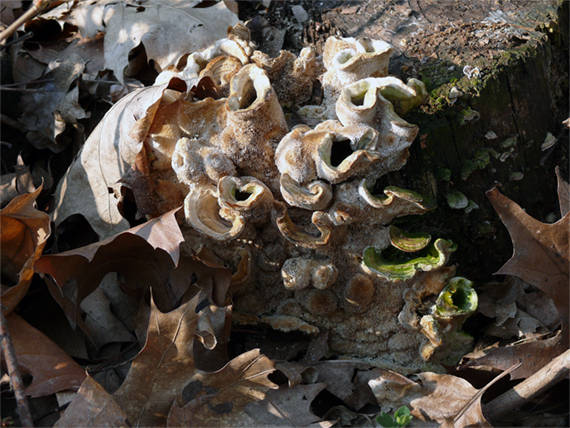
[316, 0, 569, 281]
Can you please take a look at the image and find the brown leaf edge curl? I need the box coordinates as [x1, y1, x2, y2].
[1, 185, 50, 315]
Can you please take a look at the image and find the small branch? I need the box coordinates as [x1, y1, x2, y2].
[0, 0, 54, 44]
[1, 78, 54, 87]
[484, 349, 570, 422]
[0, 86, 54, 92]
[0, 308, 34, 427]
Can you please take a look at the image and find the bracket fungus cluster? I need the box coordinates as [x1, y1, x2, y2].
[54, 26, 477, 371]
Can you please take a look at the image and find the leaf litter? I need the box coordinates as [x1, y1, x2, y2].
[0, 0, 568, 427]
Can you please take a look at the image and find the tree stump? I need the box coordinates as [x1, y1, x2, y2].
[304, 0, 569, 280]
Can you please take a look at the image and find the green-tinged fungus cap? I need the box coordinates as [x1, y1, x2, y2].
[435, 277, 478, 318]
[362, 238, 456, 281]
[389, 225, 431, 252]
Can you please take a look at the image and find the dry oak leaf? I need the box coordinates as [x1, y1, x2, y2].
[486, 186, 569, 329]
[464, 184, 569, 380]
[66, 0, 239, 83]
[6, 313, 86, 398]
[35, 209, 186, 329]
[463, 331, 563, 380]
[52, 81, 178, 238]
[111, 294, 200, 427]
[167, 348, 278, 427]
[1, 186, 50, 315]
[244, 383, 328, 426]
[369, 370, 490, 428]
[55, 375, 128, 427]
[278, 360, 379, 410]
[18, 54, 89, 152]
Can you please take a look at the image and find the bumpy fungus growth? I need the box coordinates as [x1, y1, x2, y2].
[54, 27, 477, 372]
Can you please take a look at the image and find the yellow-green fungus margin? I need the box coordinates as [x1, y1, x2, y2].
[362, 238, 457, 281]
[435, 277, 478, 319]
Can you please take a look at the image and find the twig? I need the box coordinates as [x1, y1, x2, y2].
[0, 86, 54, 92]
[1, 78, 54, 87]
[484, 349, 570, 422]
[0, 32, 34, 49]
[0, 307, 34, 427]
[0, 0, 54, 44]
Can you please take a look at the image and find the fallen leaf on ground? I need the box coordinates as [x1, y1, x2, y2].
[6, 313, 86, 397]
[0, 0, 23, 26]
[1, 186, 50, 314]
[486, 185, 569, 332]
[474, 181, 569, 379]
[18, 53, 89, 152]
[276, 360, 379, 411]
[55, 375, 128, 427]
[80, 286, 136, 349]
[67, 0, 239, 83]
[112, 294, 200, 426]
[245, 383, 327, 426]
[167, 348, 278, 427]
[52, 81, 183, 238]
[368, 368, 514, 427]
[0, 155, 34, 206]
[35, 209, 189, 328]
[477, 279, 558, 339]
[462, 331, 564, 380]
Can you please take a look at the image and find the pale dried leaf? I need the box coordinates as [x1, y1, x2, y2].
[167, 348, 277, 427]
[19, 54, 88, 152]
[55, 375, 128, 427]
[245, 383, 327, 426]
[25, 34, 105, 76]
[80, 286, 136, 349]
[7, 314, 86, 398]
[369, 371, 489, 427]
[1, 186, 50, 314]
[52, 82, 175, 238]
[68, 0, 239, 83]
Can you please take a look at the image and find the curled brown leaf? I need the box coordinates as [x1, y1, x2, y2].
[1, 186, 50, 314]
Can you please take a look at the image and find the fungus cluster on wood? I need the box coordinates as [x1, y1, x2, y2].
[54, 26, 477, 371]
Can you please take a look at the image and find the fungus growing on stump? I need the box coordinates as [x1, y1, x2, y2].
[53, 27, 477, 372]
